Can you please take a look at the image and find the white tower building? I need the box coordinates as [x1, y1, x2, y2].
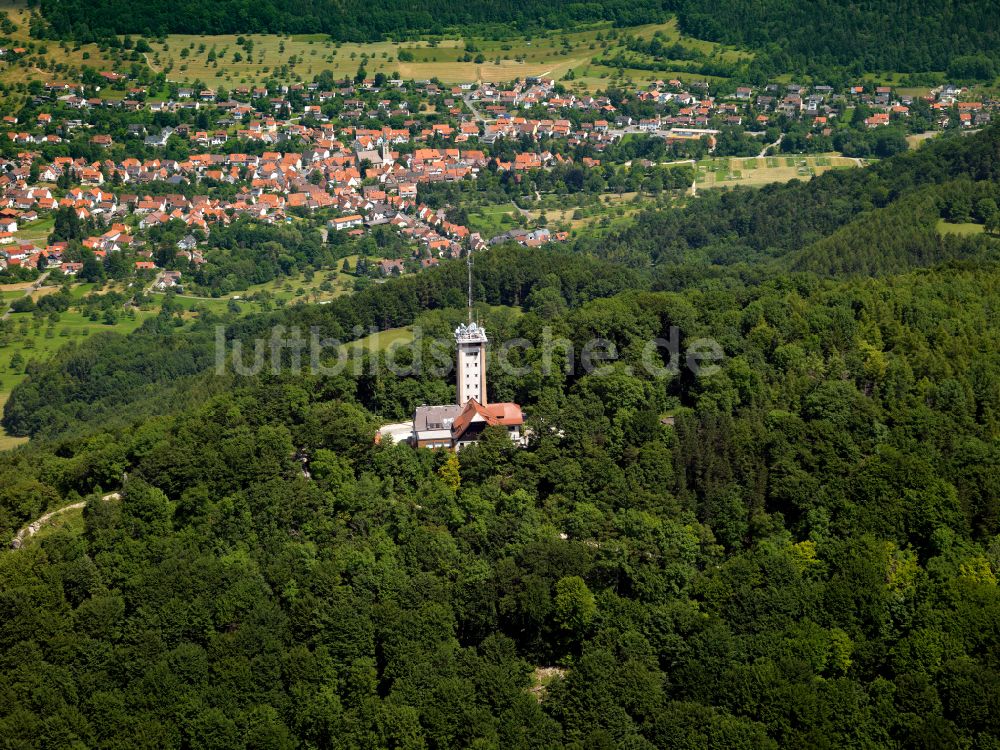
[403, 249, 523, 451]
[455, 322, 488, 406]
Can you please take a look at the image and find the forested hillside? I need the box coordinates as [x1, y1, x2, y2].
[1, 126, 999, 748]
[34, 0, 670, 40]
[34, 0, 1000, 74]
[676, 0, 1000, 75]
[581, 128, 1000, 274]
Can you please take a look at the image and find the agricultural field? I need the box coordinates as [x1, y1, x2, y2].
[0, 286, 156, 372]
[2, 0, 986, 98]
[468, 185, 688, 238]
[144, 20, 732, 89]
[3, 0, 995, 98]
[694, 154, 863, 189]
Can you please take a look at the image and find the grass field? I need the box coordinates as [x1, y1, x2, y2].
[16, 216, 55, 244]
[936, 219, 986, 236]
[466, 204, 522, 237]
[528, 191, 650, 231]
[4, 0, 998, 97]
[340, 325, 414, 357]
[153, 258, 359, 316]
[467, 190, 663, 237]
[0, 292, 158, 421]
[0, 1, 119, 91]
[241, 259, 358, 303]
[0, 392, 27, 451]
[907, 131, 942, 149]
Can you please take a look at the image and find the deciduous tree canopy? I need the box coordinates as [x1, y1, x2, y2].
[1, 122, 999, 750]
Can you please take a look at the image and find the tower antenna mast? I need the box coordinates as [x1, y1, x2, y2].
[466, 248, 473, 324]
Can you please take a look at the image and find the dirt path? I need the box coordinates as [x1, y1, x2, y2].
[2, 271, 49, 320]
[759, 133, 783, 157]
[9, 492, 120, 549]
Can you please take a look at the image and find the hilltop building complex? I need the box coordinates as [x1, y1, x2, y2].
[410, 320, 525, 450]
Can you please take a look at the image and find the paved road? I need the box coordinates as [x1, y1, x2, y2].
[9, 492, 120, 550]
[1, 271, 50, 320]
[463, 96, 493, 125]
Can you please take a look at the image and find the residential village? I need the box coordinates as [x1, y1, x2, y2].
[0, 70, 996, 288]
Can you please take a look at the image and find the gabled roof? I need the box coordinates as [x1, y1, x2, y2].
[451, 399, 523, 440]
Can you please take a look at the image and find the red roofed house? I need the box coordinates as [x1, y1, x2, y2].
[329, 214, 363, 230]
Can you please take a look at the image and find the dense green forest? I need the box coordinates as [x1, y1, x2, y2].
[575, 126, 1000, 278]
[675, 0, 1000, 75]
[33, 0, 1000, 74]
[1, 129, 999, 748]
[33, 0, 671, 40]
